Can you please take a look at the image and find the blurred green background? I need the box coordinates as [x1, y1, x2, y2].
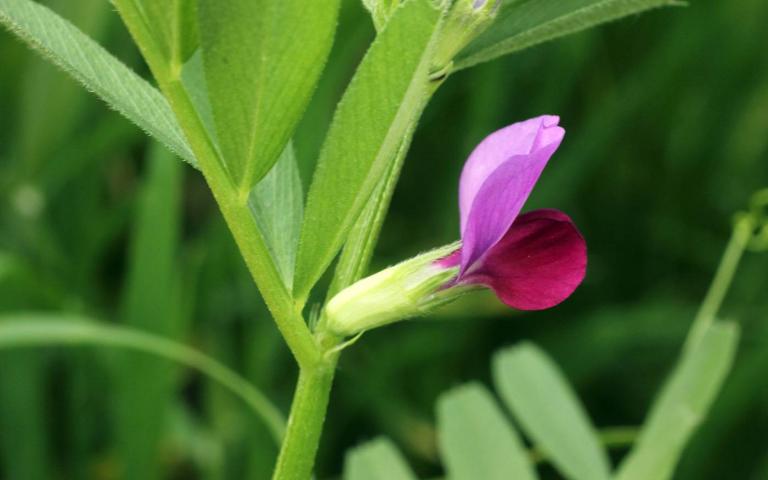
[1, 0, 767, 478]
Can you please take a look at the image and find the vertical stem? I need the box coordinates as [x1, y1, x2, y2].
[272, 363, 336, 480]
[112, 1, 320, 368]
[164, 83, 321, 369]
[685, 214, 753, 350]
[112, 6, 441, 476]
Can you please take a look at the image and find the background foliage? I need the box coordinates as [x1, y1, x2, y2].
[0, 0, 766, 478]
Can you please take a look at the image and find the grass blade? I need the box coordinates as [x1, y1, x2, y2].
[0, 314, 285, 443]
[113, 143, 184, 479]
[0, 352, 50, 480]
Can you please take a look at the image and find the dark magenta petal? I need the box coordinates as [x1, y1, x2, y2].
[460, 209, 586, 310]
[459, 116, 564, 272]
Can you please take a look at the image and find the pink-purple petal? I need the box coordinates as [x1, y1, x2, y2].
[460, 143, 562, 272]
[459, 115, 563, 234]
[460, 209, 586, 310]
[458, 117, 564, 272]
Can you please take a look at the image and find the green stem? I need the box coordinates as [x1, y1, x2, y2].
[112, 1, 320, 369]
[114, 8, 336, 477]
[685, 214, 753, 350]
[166, 84, 320, 368]
[112, 5, 443, 476]
[273, 361, 337, 480]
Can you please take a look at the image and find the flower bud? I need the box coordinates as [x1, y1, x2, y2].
[324, 243, 470, 337]
[432, 0, 500, 72]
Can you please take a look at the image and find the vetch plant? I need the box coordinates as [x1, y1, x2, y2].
[0, 0, 702, 478]
[326, 116, 587, 337]
[342, 190, 768, 480]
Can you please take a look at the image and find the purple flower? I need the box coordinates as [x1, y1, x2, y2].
[324, 115, 586, 337]
[436, 115, 587, 310]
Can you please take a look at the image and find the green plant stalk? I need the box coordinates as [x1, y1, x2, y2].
[167, 82, 321, 368]
[295, 79, 446, 475]
[112, 0, 320, 369]
[685, 213, 753, 351]
[186, 51, 445, 480]
[252, 74, 443, 479]
[272, 361, 337, 480]
[151, 83, 340, 478]
[113, 3, 445, 476]
[163, 78, 332, 478]
[113, 4, 338, 477]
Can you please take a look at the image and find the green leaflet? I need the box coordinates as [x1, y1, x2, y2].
[438, 383, 538, 480]
[493, 343, 611, 480]
[0, 0, 196, 165]
[615, 322, 739, 480]
[455, 0, 681, 70]
[0, 314, 286, 443]
[119, 144, 183, 343]
[338, 331, 740, 478]
[294, 0, 442, 304]
[179, 50, 218, 146]
[343, 438, 417, 480]
[174, 0, 197, 62]
[250, 143, 304, 290]
[181, 51, 304, 291]
[198, 0, 340, 192]
[326, 131, 410, 298]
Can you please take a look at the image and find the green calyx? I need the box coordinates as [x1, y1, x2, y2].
[323, 242, 464, 337]
[431, 0, 499, 73]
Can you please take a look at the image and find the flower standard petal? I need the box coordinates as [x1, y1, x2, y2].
[461, 209, 586, 310]
[459, 115, 562, 233]
[460, 142, 563, 273]
[458, 117, 564, 272]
